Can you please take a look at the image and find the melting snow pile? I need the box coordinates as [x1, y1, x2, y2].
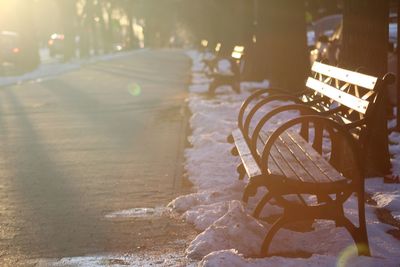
[168, 50, 400, 266]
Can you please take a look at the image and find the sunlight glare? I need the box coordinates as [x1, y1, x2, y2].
[336, 244, 369, 267]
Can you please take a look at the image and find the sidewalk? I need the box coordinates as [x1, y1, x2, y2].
[0, 49, 197, 266]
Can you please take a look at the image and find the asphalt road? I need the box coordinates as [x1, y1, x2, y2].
[0, 49, 195, 265]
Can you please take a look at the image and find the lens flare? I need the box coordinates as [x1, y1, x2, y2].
[337, 244, 369, 267]
[127, 83, 142, 96]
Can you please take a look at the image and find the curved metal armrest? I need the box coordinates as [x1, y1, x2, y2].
[241, 94, 302, 136]
[238, 88, 279, 127]
[260, 115, 363, 182]
[250, 104, 320, 151]
[237, 86, 307, 126]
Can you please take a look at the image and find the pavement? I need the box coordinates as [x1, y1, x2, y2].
[0, 49, 196, 266]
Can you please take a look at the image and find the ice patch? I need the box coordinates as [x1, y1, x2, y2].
[32, 252, 195, 267]
[105, 207, 165, 219]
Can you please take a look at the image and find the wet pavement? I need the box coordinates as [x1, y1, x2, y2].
[0, 49, 196, 266]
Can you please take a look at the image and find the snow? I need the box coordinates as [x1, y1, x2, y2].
[169, 50, 400, 266]
[366, 178, 400, 221]
[0, 49, 146, 88]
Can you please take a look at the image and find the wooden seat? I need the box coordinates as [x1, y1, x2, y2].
[234, 129, 347, 198]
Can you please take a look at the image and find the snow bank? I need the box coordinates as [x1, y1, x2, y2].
[0, 49, 145, 88]
[170, 50, 400, 266]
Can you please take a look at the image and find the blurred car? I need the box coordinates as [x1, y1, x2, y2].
[0, 31, 22, 70]
[313, 14, 343, 40]
[310, 14, 397, 64]
[48, 33, 65, 57]
[307, 14, 342, 49]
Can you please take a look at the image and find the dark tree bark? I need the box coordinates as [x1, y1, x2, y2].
[340, 0, 391, 175]
[253, 0, 309, 90]
[241, 0, 260, 81]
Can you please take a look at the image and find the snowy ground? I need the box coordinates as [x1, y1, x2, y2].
[168, 50, 400, 266]
[0, 49, 146, 88]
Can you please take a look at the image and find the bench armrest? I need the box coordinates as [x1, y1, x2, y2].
[249, 104, 320, 151]
[241, 94, 302, 136]
[238, 88, 306, 127]
[238, 88, 285, 129]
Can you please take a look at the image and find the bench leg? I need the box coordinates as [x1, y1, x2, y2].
[336, 193, 370, 256]
[356, 192, 371, 256]
[232, 81, 240, 94]
[236, 163, 245, 180]
[231, 146, 239, 156]
[253, 192, 273, 218]
[337, 215, 370, 256]
[227, 134, 234, 144]
[242, 175, 265, 203]
[260, 216, 290, 257]
[209, 78, 225, 96]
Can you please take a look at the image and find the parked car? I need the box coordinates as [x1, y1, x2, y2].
[307, 14, 342, 50]
[48, 33, 65, 57]
[310, 14, 397, 64]
[0, 31, 22, 72]
[313, 14, 343, 40]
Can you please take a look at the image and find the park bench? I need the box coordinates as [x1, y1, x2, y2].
[204, 45, 244, 95]
[227, 62, 395, 257]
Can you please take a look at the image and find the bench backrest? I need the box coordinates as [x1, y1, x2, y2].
[304, 62, 392, 141]
[306, 62, 378, 116]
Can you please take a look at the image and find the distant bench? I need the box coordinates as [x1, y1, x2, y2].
[203, 45, 244, 95]
[227, 62, 395, 257]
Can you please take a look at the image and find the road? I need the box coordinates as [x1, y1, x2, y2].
[0, 49, 196, 265]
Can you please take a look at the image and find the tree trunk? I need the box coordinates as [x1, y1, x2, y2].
[340, 0, 391, 175]
[241, 0, 261, 81]
[254, 0, 309, 90]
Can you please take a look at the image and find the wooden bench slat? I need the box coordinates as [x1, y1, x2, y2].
[282, 131, 345, 183]
[255, 134, 284, 176]
[273, 136, 318, 183]
[312, 62, 378, 90]
[241, 153, 262, 178]
[269, 144, 305, 182]
[286, 131, 346, 182]
[259, 131, 345, 184]
[306, 77, 370, 114]
[278, 132, 332, 183]
[259, 132, 313, 183]
[232, 129, 261, 177]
